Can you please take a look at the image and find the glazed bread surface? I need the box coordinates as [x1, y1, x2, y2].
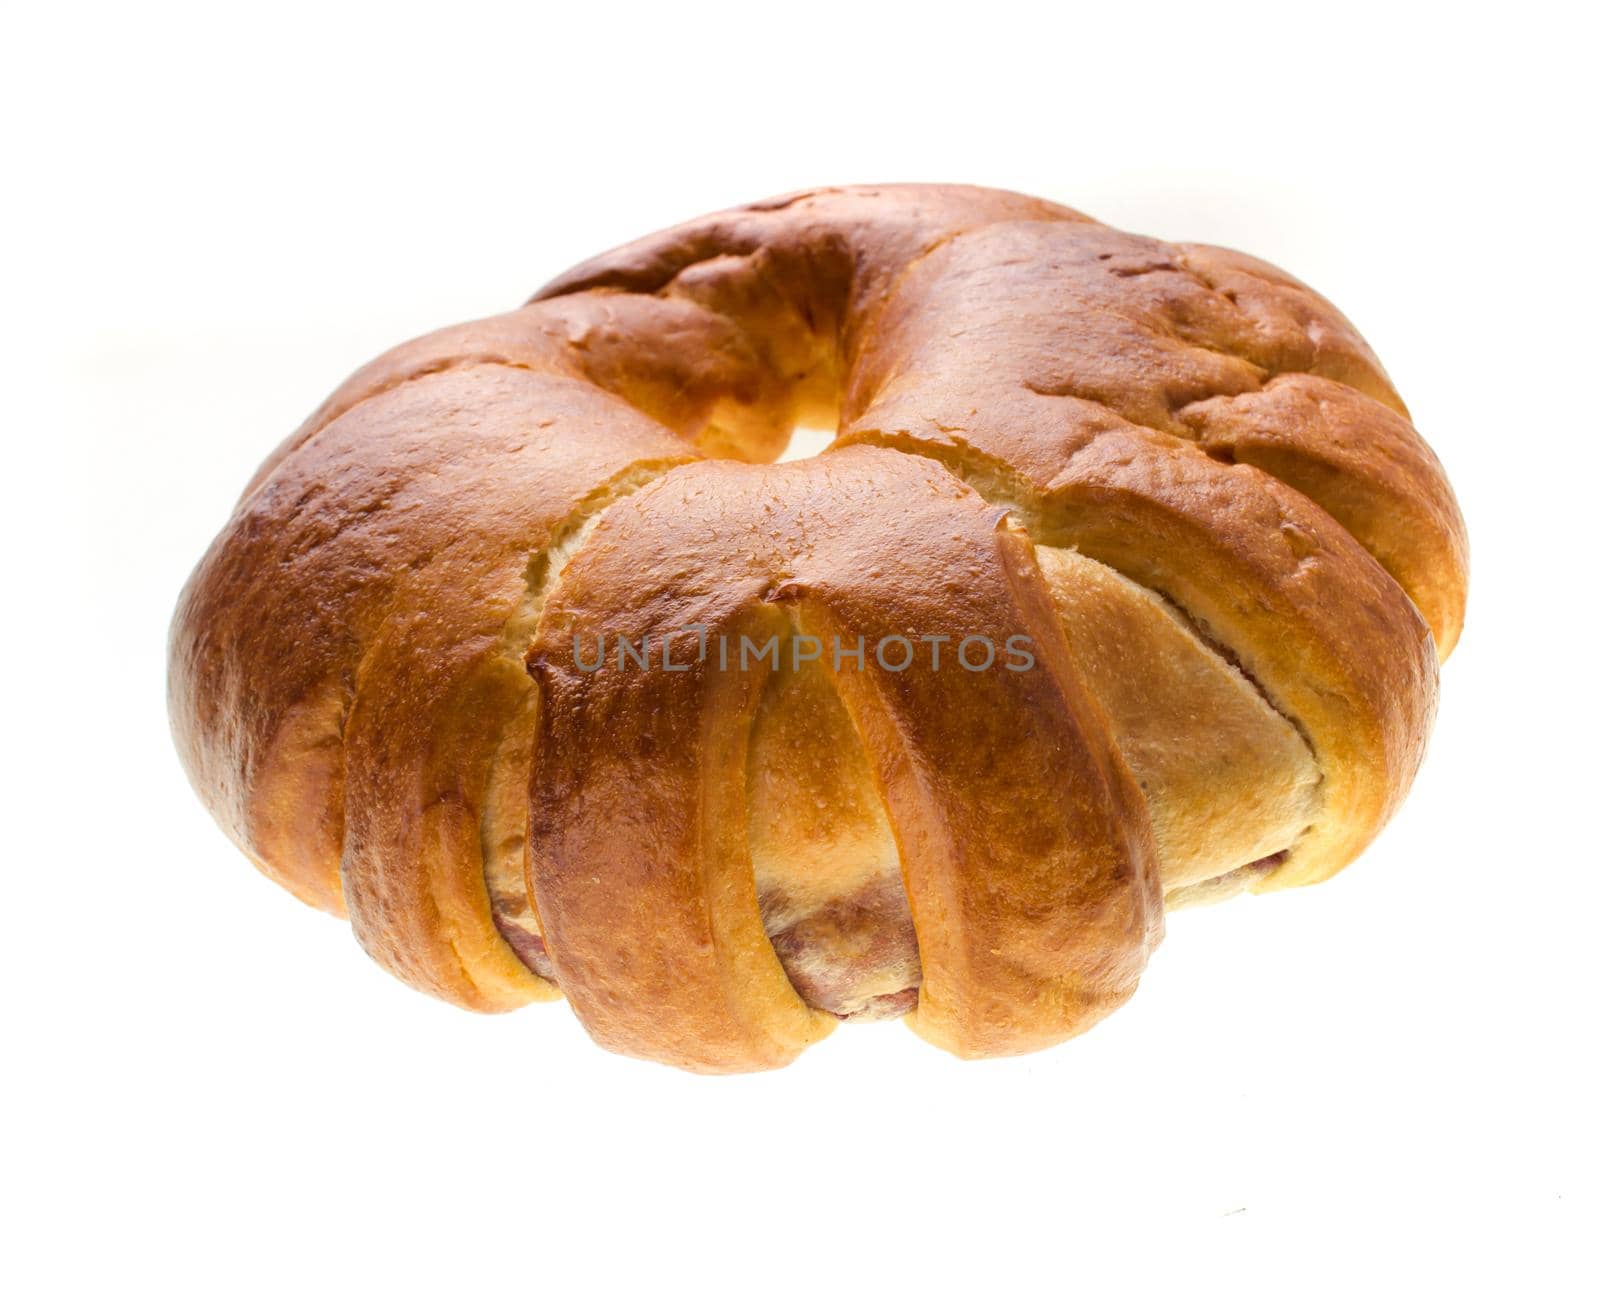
[169, 185, 1467, 1070]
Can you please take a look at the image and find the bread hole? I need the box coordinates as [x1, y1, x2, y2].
[778, 423, 836, 462]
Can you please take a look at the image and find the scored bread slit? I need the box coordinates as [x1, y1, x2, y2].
[480, 458, 694, 994]
[1032, 545, 1322, 890]
[746, 628, 922, 1020]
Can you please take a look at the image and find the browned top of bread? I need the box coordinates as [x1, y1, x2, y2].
[169, 185, 1466, 1070]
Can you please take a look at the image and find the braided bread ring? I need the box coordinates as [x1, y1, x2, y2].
[169, 185, 1466, 1071]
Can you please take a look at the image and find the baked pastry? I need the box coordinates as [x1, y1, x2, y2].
[169, 185, 1467, 1071]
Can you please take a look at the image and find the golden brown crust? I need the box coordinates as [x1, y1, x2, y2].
[525, 450, 1159, 1066]
[1177, 374, 1468, 654]
[169, 184, 1466, 1069]
[835, 218, 1448, 888]
[804, 506, 1162, 1057]
[171, 362, 697, 995]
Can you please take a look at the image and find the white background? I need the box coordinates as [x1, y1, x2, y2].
[7, 3, 1595, 1292]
